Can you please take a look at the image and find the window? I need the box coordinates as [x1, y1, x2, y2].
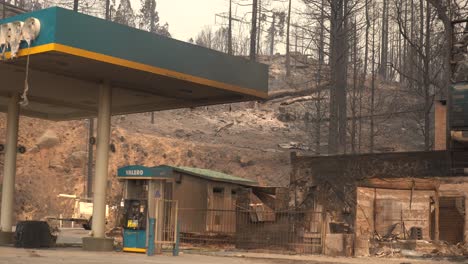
[213, 187, 224, 194]
[174, 173, 182, 184]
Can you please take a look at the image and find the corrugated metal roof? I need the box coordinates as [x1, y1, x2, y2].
[166, 166, 258, 186]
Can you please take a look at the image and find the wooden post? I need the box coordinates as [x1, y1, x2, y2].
[173, 220, 180, 256]
[321, 210, 327, 255]
[434, 187, 440, 241]
[373, 188, 377, 237]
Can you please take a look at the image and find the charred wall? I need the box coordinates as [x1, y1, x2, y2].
[289, 151, 451, 231]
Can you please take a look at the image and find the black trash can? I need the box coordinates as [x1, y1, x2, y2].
[15, 221, 55, 248]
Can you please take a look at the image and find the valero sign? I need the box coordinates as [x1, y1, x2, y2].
[125, 169, 144, 176]
[117, 165, 171, 179]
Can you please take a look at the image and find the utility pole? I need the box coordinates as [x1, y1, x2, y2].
[228, 0, 233, 55]
[250, 0, 258, 61]
[73, 0, 78, 12]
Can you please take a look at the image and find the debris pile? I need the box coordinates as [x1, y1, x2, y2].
[427, 241, 468, 257]
[372, 240, 468, 258]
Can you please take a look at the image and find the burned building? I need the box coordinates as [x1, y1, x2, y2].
[290, 150, 468, 256]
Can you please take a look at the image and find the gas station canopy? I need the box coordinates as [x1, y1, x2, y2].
[0, 7, 268, 121]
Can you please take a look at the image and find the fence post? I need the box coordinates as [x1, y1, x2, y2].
[147, 218, 156, 256]
[321, 211, 327, 255]
[173, 220, 180, 256]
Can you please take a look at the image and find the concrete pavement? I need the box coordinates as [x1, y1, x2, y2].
[0, 246, 465, 264]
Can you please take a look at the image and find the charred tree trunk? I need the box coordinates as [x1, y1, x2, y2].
[315, 0, 326, 155]
[402, 0, 408, 84]
[337, 0, 349, 154]
[351, 17, 358, 154]
[423, 3, 431, 150]
[150, 0, 156, 32]
[269, 13, 276, 57]
[359, 0, 370, 153]
[328, 0, 348, 154]
[285, 0, 292, 77]
[370, 2, 376, 153]
[379, 0, 389, 79]
[228, 0, 233, 55]
[250, 0, 258, 61]
[105, 0, 110, 20]
[256, 0, 262, 55]
[73, 0, 78, 11]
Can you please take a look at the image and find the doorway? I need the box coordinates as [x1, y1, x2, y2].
[432, 196, 465, 244]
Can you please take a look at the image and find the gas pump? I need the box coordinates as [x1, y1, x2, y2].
[122, 199, 148, 252]
[117, 166, 171, 254]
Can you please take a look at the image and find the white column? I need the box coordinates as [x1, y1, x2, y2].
[0, 94, 20, 232]
[91, 83, 112, 238]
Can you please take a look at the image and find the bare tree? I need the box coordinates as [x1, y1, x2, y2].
[195, 27, 215, 49]
[285, 0, 292, 77]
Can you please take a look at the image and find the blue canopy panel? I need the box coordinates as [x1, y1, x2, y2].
[0, 7, 268, 121]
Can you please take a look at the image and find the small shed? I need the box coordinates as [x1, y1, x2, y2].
[117, 165, 258, 234]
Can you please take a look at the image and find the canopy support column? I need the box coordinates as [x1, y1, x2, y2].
[83, 82, 114, 251]
[0, 94, 20, 245]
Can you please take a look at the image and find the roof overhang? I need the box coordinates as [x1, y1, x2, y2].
[117, 165, 258, 186]
[0, 7, 269, 121]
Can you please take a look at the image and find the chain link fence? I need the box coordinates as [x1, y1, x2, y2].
[178, 208, 324, 254]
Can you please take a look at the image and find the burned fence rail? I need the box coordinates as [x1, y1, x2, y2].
[178, 208, 324, 254]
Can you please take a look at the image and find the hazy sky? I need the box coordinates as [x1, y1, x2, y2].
[128, 0, 294, 42]
[130, 0, 230, 41]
